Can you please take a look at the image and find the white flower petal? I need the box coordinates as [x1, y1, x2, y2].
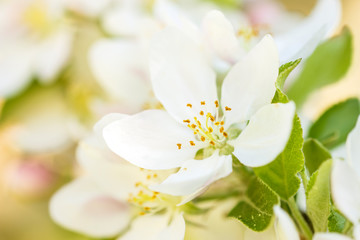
[354, 224, 360, 240]
[158, 213, 186, 240]
[150, 27, 217, 122]
[0, 46, 33, 98]
[331, 160, 360, 223]
[103, 110, 203, 170]
[313, 233, 353, 240]
[150, 152, 232, 196]
[93, 113, 129, 140]
[50, 177, 131, 238]
[221, 35, 279, 126]
[77, 137, 146, 199]
[102, 1, 153, 37]
[119, 213, 185, 240]
[154, 0, 200, 43]
[35, 29, 73, 82]
[275, 0, 341, 63]
[274, 205, 299, 240]
[347, 116, 360, 177]
[89, 39, 151, 111]
[202, 10, 242, 64]
[231, 102, 295, 167]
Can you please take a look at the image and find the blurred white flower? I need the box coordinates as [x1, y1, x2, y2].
[2, 87, 74, 153]
[88, 0, 340, 117]
[50, 114, 186, 239]
[0, 0, 73, 98]
[243, 205, 299, 240]
[330, 116, 360, 240]
[102, 29, 295, 198]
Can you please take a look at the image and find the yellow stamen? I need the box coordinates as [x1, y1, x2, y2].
[187, 104, 192, 108]
[201, 101, 205, 105]
[215, 100, 219, 108]
[183, 119, 190, 123]
[177, 143, 182, 149]
[225, 106, 232, 111]
[200, 111, 204, 116]
[190, 141, 195, 146]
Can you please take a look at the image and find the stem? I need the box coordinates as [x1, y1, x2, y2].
[288, 197, 313, 240]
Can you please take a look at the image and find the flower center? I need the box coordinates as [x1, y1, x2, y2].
[22, 1, 55, 37]
[177, 100, 232, 150]
[127, 174, 181, 216]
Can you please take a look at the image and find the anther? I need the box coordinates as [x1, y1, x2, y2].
[210, 141, 215, 146]
[223, 132, 228, 137]
[201, 101, 205, 105]
[153, 174, 158, 178]
[187, 104, 192, 108]
[220, 121, 224, 125]
[215, 100, 219, 108]
[208, 127, 213, 133]
[220, 127, 224, 133]
[140, 212, 146, 215]
[191, 124, 197, 129]
[225, 106, 232, 111]
[200, 111, 204, 116]
[201, 136, 205, 142]
[177, 143, 182, 149]
[189, 141, 195, 146]
[215, 122, 220, 126]
[144, 207, 151, 211]
[183, 119, 190, 123]
[147, 175, 151, 180]
[135, 182, 141, 187]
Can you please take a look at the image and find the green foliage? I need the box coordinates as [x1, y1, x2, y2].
[287, 28, 353, 106]
[254, 59, 304, 200]
[308, 98, 360, 149]
[254, 116, 304, 199]
[277, 59, 302, 90]
[328, 208, 351, 233]
[228, 176, 279, 231]
[306, 160, 332, 232]
[272, 59, 301, 104]
[303, 139, 332, 176]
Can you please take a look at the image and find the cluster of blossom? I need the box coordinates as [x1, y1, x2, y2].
[2, 0, 358, 240]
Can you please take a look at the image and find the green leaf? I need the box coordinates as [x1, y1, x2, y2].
[277, 58, 302, 90]
[328, 208, 351, 233]
[228, 176, 279, 231]
[304, 138, 332, 175]
[308, 98, 360, 149]
[254, 116, 304, 199]
[287, 28, 353, 106]
[272, 59, 301, 104]
[306, 160, 332, 232]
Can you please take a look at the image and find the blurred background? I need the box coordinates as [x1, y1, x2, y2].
[0, 0, 358, 239]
